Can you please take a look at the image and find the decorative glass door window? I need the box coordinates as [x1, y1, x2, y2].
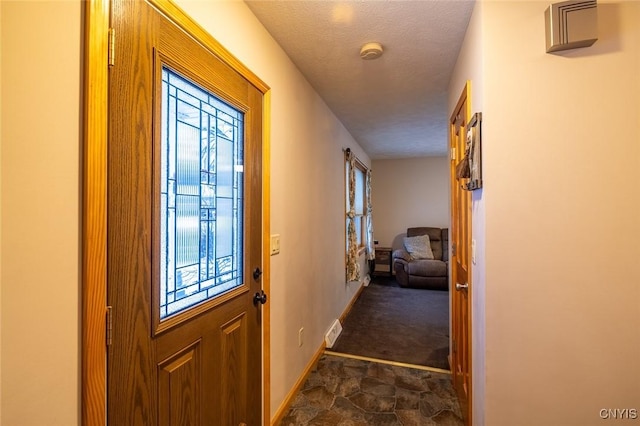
[160, 67, 244, 319]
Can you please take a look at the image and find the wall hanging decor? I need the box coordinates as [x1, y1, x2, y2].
[462, 112, 482, 191]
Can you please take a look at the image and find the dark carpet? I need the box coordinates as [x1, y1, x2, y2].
[331, 275, 450, 370]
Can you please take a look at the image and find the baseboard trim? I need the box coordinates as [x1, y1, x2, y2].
[270, 341, 326, 425]
[339, 281, 365, 323]
[271, 282, 365, 424]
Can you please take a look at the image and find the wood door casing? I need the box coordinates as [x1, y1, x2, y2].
[450, 82, 472, 425]
[107, 1, 263, 424]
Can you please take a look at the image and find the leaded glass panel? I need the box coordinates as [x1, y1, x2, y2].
[160, 67, 244, 319]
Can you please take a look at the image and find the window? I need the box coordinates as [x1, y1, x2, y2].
[159, 67, 244, 319]
[345, 155, 367, 251]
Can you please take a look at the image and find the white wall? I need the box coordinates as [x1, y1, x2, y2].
[1, 0, 371, 424]
[450, 1, 640, 425]
[371, 157, 449, 249]
[1, 1, 82, 425]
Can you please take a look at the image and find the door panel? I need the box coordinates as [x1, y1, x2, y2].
[450, 83, 472, 425]
[158, 341, 201, 426]
[108, 1, 263, 424]
[220, 314, 248, 423]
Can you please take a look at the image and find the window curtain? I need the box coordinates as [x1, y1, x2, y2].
[365, 169, 375, 262]
[346, 150, 360, 282]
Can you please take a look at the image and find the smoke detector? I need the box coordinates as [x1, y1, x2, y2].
[360, 42, 383, 60]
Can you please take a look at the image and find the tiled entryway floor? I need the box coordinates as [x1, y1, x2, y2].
[277, 353, 464, 425]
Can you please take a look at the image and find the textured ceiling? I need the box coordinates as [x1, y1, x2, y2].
[245, 0, 475, 159]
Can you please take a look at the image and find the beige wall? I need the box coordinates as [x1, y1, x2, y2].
[371, 157, 449, 249]
[1, 1, 82, 425]
[451, 1, 640, 425]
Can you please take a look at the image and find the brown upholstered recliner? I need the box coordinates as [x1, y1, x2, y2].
[392, 227, 449, 290]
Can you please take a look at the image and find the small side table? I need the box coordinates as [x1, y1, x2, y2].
[373, 247, 393, 276]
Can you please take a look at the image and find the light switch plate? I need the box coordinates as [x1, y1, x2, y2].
[270, 234, 280, 255]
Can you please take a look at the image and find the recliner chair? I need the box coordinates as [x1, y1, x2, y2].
[392, 227, 449, 290]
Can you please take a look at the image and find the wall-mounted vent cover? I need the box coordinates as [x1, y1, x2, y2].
[324, 319, 343, 348]
[545, 0, 598, 53]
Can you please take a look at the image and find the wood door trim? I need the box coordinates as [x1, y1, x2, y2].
[262, 90, 272, 426]
[451, 81, 470, 125]
[449, 81, 472, 426]
[81, 0, 109, 424]
[81, 1, 272, 424]
[148, 0, 269, 95]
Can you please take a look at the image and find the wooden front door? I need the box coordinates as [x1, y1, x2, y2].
[450, 83, 472, 425]
[107, 1, 264, 424]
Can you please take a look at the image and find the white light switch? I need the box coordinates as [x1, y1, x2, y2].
[270, 234, 280, 255]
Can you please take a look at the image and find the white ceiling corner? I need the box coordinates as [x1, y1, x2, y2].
[244, 0, 475, 159]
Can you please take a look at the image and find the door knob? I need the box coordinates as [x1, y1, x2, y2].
[253, 290, 267, 306]
[455, 282, 469, 291]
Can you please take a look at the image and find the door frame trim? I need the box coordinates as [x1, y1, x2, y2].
[449, 81, 472, 426]
[81, 1, 109, 423]
[81, 1, 272, 423]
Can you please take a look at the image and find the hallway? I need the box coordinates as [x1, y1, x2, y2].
[277, 353, 463, 425]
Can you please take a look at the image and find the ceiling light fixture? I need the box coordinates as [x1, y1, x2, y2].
[360, 42, 383, 60]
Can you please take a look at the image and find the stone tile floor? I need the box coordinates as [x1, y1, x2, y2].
[277, 353, 464, 425]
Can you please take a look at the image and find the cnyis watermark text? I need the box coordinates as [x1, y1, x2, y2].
[599, 408, 638, 420]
